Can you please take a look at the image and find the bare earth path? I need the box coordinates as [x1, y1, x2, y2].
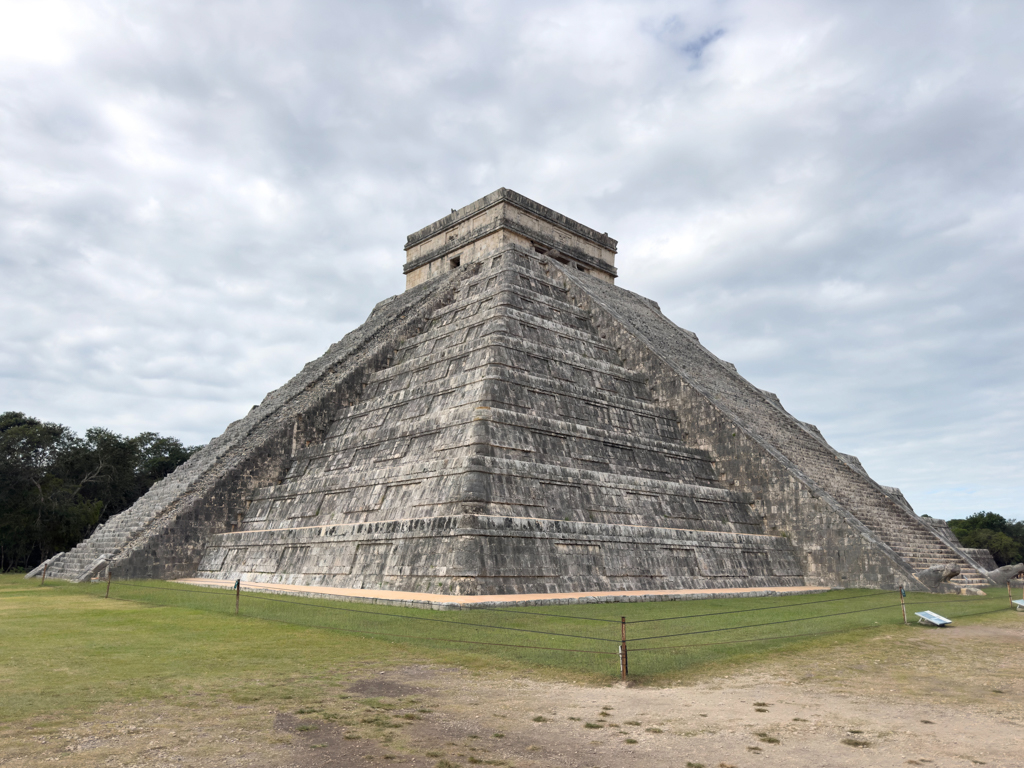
[4, 620, 1022, 768]
[176, 578, 827, 608]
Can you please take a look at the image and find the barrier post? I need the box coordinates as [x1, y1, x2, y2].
[1008, 582, 1013, 608]
[620, 616, 628, 680]
[40, 562, 47, 586]
[105, 568, 111, 598]
[235, 578, 241, 615]
[900, 587, 907, 625]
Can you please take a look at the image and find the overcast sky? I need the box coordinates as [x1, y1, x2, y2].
[1, 1, 1021, 521]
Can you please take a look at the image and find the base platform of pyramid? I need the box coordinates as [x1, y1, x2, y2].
[35, 189, 993, 594]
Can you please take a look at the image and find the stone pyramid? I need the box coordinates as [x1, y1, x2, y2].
[37, 189, 992, 593]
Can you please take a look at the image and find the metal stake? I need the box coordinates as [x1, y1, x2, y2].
[900, 587, 907, 625]
[235, 578, 241, 615]
[105, 568, 111, 598]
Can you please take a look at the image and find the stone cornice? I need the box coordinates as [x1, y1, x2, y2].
[405, 188, 617, 252]
[402, 213, 618, 277]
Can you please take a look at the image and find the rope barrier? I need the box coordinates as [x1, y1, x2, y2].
[109, 580, 617, 643]
[626, 589, 895, 625]
[241, 591, 617, 643]
[102, 592, 619, 656]
[470, 605, 622, 623]
[102, 585, 214, 598]
[631, 624, 884, 653]
[107, 579, 621, 623]
[904, 605, 1009, 618]
[631, 602, 907, 643]
[905, 594, 1004, 605]
[632, 605, 1013, 653]
[631, 602, 1012, 649]
[98, 580, 1016, 675]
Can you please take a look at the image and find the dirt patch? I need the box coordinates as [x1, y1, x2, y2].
[903, 621, 1024, 642]
[347, 676, 424, 699]
[3, 622, 1022, 767]
[272, 712, 386, 767]
[379, 663, 1022, 768]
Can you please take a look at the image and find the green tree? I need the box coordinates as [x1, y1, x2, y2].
[0, 412, 103, 570]
[0, 412, 199, 571]
[948, 511, 1024, 567]
[76, 428, 198, 524]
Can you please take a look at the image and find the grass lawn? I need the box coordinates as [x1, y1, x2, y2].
[2, 574, 1016, 725]
[3, 575, 1022, 768]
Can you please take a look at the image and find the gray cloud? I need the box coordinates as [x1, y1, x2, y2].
[1, 0, 1021, 520]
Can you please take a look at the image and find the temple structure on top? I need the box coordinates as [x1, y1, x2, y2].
[33, 189, 994, 596]
[404, 188, 617, 289]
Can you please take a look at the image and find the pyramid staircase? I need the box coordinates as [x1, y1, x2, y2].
[32, 462, 200, 582]
[36, 269, 468, 583]
[558, 266, 992, 589]
[782, 440, 989, 587]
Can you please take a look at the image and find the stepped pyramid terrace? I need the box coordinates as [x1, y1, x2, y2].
[31, 189, 995, 596]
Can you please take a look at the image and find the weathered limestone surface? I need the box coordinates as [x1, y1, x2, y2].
[983, 563, 1024, 585]
[197, 248, 802, 594]
[552, 262, 992, 590]
[404, 188, 617, 289]
[913, 563, 961, 590]
[966, 549, 999, 571]
[39, 189, 989, 594]
[919, 516, 999, 571]
[41, 270, 467, 582]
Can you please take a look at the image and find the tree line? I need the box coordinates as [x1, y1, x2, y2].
[0, 411, 199, 572]
[947, 511, 1024, 567]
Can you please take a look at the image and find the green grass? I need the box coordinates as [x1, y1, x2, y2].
[0, 574, 1015, 724]
[0, 576, 424, 722]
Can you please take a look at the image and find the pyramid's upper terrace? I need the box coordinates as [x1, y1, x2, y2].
[403, 188, 617, 290]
